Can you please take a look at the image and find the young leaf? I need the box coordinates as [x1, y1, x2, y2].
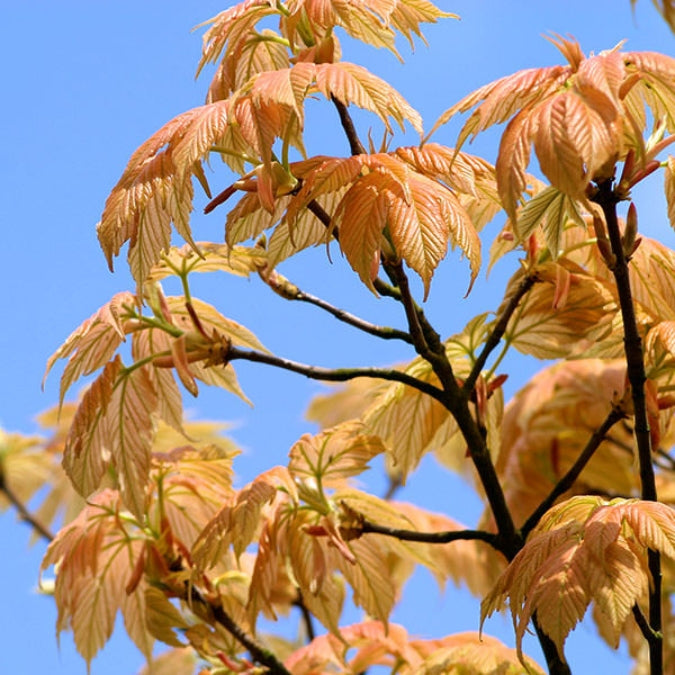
[45, 292, 135, 405]
[483, 496, 675, 661]
[41, 490, 152, 666]
[288, 421, 386, 487]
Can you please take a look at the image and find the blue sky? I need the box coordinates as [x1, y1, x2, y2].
[1, 2, 673, 674]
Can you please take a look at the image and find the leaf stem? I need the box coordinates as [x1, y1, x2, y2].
[520, 406, 625, 539]
[593, 180, 662, 673]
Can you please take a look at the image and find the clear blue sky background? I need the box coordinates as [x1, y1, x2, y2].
[1, 2, 673, 674]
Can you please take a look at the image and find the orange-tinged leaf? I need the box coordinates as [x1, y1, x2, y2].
[192, 466, 295, 568]
[496, 110, 536, 221]
[409, 632, 545, 675]
[494, 360, 637, 526]
[42, 490, 151, 666]
[666, 155, 675, 231]
[288, 421, 386, 486]
[336, 537, 396, 624]
[137, 647, 196, 675]
[364, 357, 448, 478]
[108, 365, 159, 519]
[313, 62, 423, 135]
[501, 262, 615, 359]
[64, 358, 121, 499]
[483, 496, 675, 661]
[45, 292, 135, 404]
[532, 90, 619, 198]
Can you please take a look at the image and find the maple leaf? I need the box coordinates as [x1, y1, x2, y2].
[406, 632, 545, 675]
[192, 467, 296, 569]
[63, 357, 159, 519]
[288, 421, 386, 488]
[41, 490, 152, 666]
[494, 360, 638, 526]
[482, 496, 675, 662]
[500, 261, 616, 360]
[44, 291, 136, 406]
[431, 37, 675, 219]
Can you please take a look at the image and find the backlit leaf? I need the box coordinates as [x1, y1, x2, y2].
[45, 292, 135, 405]
[288, 421, 386, 486]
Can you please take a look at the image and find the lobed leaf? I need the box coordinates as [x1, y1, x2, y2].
[45, 292, 135, 405]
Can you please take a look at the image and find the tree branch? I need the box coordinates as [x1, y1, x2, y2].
[331, 95, 367, 155]
[464, 272, 538, 393]
[520, 406, 625, 539]
[266, 278, 412, 343]
[293, 592, 316, 643]
[0, 475, 54, 543]
[360, 518, 499, 547]
[594, 181, 662, 673]
[226, 346, 447, 403]
[187, 585, 291, 675]
[382, 262, 521, 556]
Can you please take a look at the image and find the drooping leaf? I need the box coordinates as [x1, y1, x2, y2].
[192, 467, 295, 568]
[482, 497, 675, 660]
[666, 155, 675, 231]
[363, 357, 449, 478]
[41, 490, 152, 666]
[516, 184, 586, 254]
[45, 292, 135, 405]
[431, 39, 675, 219]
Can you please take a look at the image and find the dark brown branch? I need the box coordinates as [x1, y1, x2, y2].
[226, 346, 447, 403]
[293, 592, 316, 643]
[187, 586, 291, 675]
[331, 95, 367, 155]
[360, 519, 499, 547]
[520, 406, 625, 539]
[533, 616, 571, 675]
[594, 181, 662, 673]
[382, 262, 521, 557]
[0, 475, 54, 543]
[292, 288, 412, 344]
[464, 273, 538, 393]
[633, 604, 663, 645]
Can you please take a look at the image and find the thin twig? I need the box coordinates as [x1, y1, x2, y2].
[594, 181, 662, 674]
[520, 406, 625, 539]
[0, 477, 54, 542]
[360, 519, 499, 547]
[293, 592, 317, 643]
[226, 346, 447, 403]
[331, 95, 367, 155]
[464, 273, 538, 393]
[292, 289, 412, 343]
[187, 585, 291, 675]
[633, 604, 663, 644]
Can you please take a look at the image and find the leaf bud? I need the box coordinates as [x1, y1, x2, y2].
[622, 202, 638, 258]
